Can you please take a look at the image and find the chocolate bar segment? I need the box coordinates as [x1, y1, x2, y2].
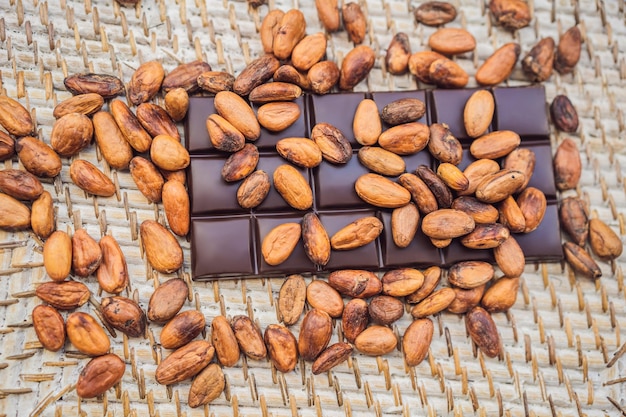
[252, 96, 309, 150]
[431, 88, 491, 142]
[493, 85, 550, 138]
[513, 202, 562, 260]
[191, 217, 256, 278]
[185, 96, 216, 154]
[309, 92, 366, 145]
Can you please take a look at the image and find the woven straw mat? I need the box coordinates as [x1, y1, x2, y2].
[0, 0, 625, 416]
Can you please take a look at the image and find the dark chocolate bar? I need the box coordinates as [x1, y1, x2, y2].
[186, 86, 561, 280]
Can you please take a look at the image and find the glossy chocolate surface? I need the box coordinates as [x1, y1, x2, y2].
[187, 87, 561, 279]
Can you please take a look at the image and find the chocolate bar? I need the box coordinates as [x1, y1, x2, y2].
[186, 86, 562, 280]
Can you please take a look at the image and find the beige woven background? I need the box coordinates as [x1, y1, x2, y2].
[0, 0, 625, 415]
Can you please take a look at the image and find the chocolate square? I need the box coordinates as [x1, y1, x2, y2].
[370, 90, 429, 130]
[402, 149, 434, 173]
[314, 151, 370, 209]
[255, 213, 317, 275]
[441, 241, 495, 267]
[493, 85, 550, 138]
[252, 96, 309, 150]
[185, 96, 216, 154]
[431, 88, 492, 142]
[309, 92, 367, 145]
[318, 210, 382, 271]
[191, 217, 256, 278]
[379, 210, 443, 268]
[514, 202, 562, 261]
[189, 156, 242, 215]
[508, 141, 557, 200]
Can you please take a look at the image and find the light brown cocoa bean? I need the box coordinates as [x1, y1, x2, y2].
[214, 91, 260, 141]
[140, 220, 183, 274]
[160, 310, 205, 349]
[498, 195, 526, 233]
[276, 138, 322, 168]
[92, 111, 133, 170]
[385, 32, 411, 75]
[148, 278, 188, 323]
[109, 99, 152, 152]
[502, 148, 535, 191]
[428, 28, 475, 55]
[421, 209, 475, 240]
[66, 312, 110, 356]
[206, 114, 245, 152]
[475, 43, 521, 86]
[464, 90, 494, 138]
[150, 134, 190, 171]
[391, 203, 420, 248]
[264, 324, 298, 373]
[262, 222, 302, 266]
[129, 61, 164, 105]
[0, 193, 30, 231]
[308, 60, 340, 94]
[307, 280, 344, 318]
[368, 295, 404, 325]
[188, 363, 224, 408]
[33, 305, 65, 351]
[31, 191, 55, 239]
[381, 98, 426, 126]
[378, 122, 430, 155]
[550, 95, 579, 133]
[342, 2, 367, 44]
[35, 281, 90, 310]
[342, 299, 369, 343]
[0, 169, 43, 201]
[328, 269, 382, 298]
[553, 138, 581, 191]
[448, 261, 495, 289]
[516, 187, 546, 233]
[64, 73, 124, 98]
[563, 241, 602, 279]
[53, 93, 104, 118]
[354, 325, 397, 356]
[402, 318, 433, 366]
[302, 212, 331, 266]
[353, 99, 382, 146]
[312, 342, 353, 374]
[411, 287, 455, 318]
[232, 315, 267, 360]
[414, 1, 457, 26]
[292, 32, 328, 71]
[398, 173, 438, 214]
[76, 354, 125, 398]
[162, 180, 189, 237]
[588, 218, 623, 260]
[101, 296, 146, 338]
[257, 102, 301, 132]
[273, 10, 307, 60]
[211, 315, 240, 367]
[50, 113, 93, 157]
[475, 169, 526, 204]
[129, 156, 165, 203]
[71, 228, 102, 277]
[260, 10, 285, 54]
[162, 61, 211, 93]
[164, 88, 189, 121]
[221, 144, 259, 182]
[466, 306, 500, 358]
[0, 131, 14, 161]
[273, 164, 313, 210]
[382, 268, 424, 297]
[459, 159, 501, 196]
[489, 0, 531, 30]
[237, 170, 271, 209]
[481, 277, 519, 313]
[15, 136, 62, 178]
[298, 309, 333, 361]
[437, 162, 469, 191]
[339, 45, 376, 90]
[460, 223, 510, 249]
[554, 26, 582, 75]
[330, 216, 383, 250]
[233, 55, 281, 97]
[470, 130, 521, 160]
[273, 65, 311, 90]
[427, 123, 462, 164]
[355, 173, 411, 208]
[278, 274, 307, 326]
[155, 340, 215, 385]
[428, 58, 469, 88]
[249, 82, 302, 104]
[43, 231, 72, 282]
[451, 196, 499, 224]
[315, 0, 340, 32]
[522, 37, 555, 82]
[197, 71, 235, 94]
[0, 95, 33, 136]
[494, 235, 525, 278]
[136, 103, 180, 140]
[415, 165, 453, 208]
[97, 235, 129, 294]
[311, 122, 352, 164]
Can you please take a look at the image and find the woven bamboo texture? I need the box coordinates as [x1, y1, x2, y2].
[0, 0, 625, 415]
